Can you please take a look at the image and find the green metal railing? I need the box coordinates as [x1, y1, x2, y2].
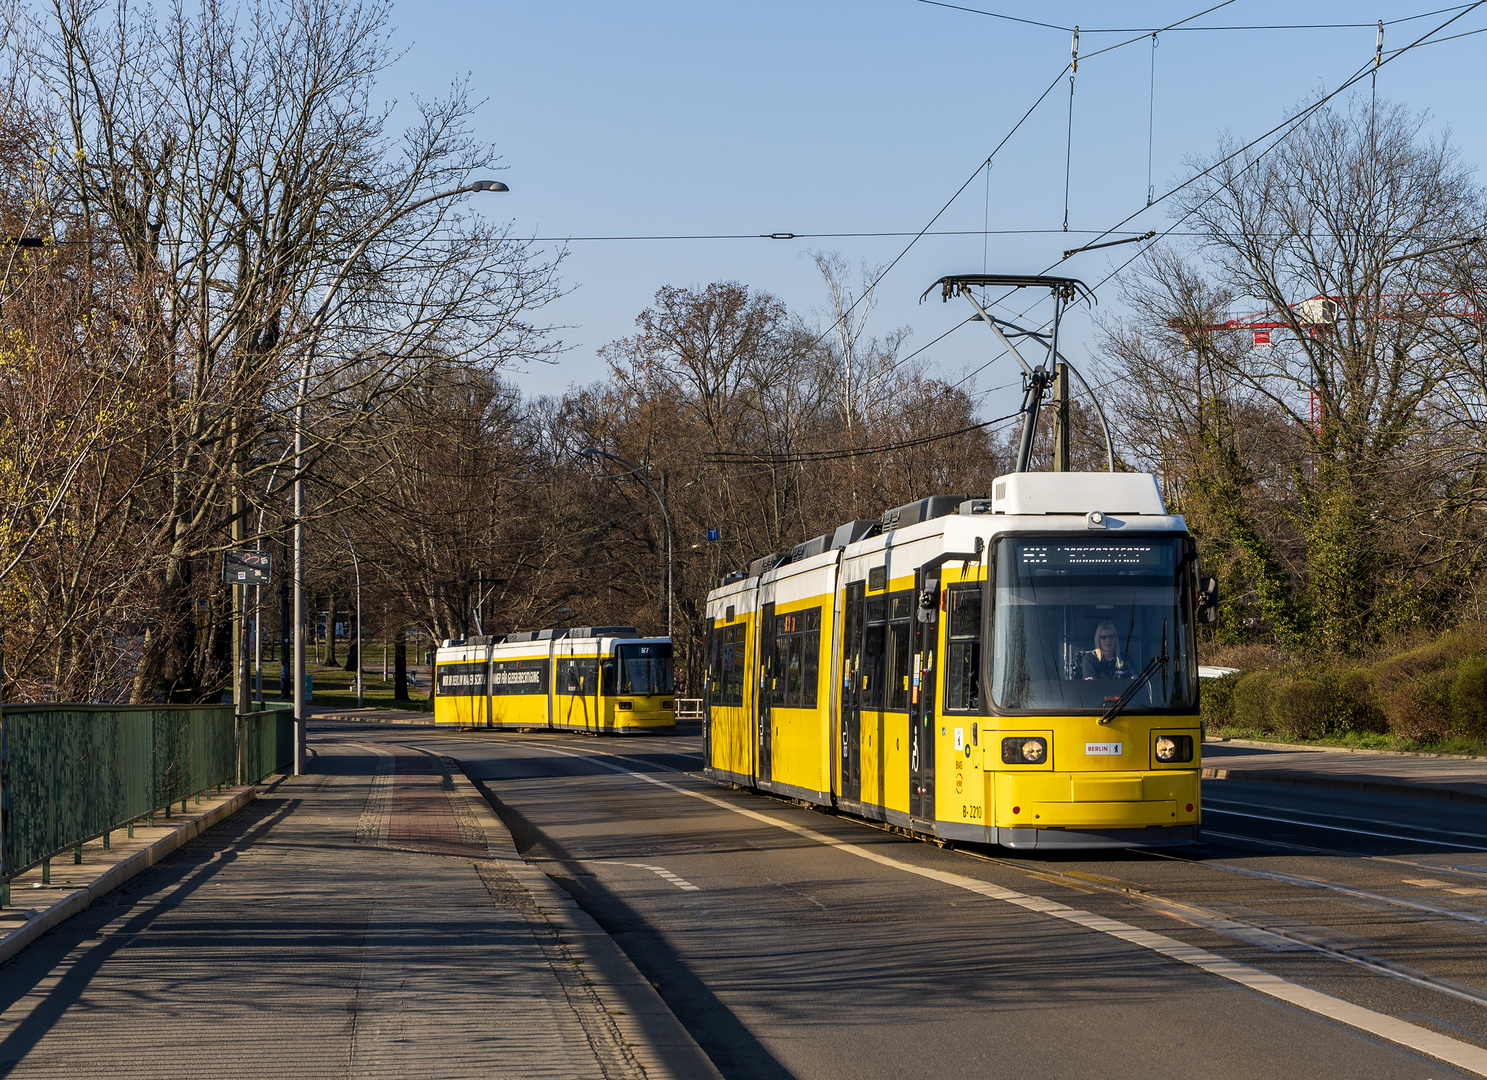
[0, 703, 296, 905]
[244, 706, 295, 788]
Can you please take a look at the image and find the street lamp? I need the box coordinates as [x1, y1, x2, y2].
[580, 448, 673, 639]
[338, 521, 363, 708]
[292, 178, 508, 772]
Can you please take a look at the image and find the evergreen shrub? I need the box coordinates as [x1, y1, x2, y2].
[1449, 652, 1487, 740]
[1387, 672, 1454, 740]
[1231, 670, 1283, 734]
[1274, 677, 1332, 740]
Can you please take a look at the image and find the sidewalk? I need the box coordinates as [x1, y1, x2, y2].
[1202, 737, 1487, 803]
[310, 704, 433, 725]
[0, 738, 720, 1079]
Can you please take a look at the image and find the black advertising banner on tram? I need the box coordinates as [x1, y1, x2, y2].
[437, 662, 487, 697]
[437, 658, 549, 697]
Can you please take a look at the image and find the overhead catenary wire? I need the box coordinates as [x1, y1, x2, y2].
[913, 0, 1477, 33]
[611, 1, 1487, 475]
[707, 409, 1025, 466]
[896, 2, 1486, 443]
[1071, 0, 1487, 297]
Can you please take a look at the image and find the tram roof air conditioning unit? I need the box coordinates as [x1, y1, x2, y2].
[881, 495, 966, 531]
[791, 534, 832, 562]
[990, 473, 1166, 516]
[568, 626, 640, 639]
[504, 631, 540, 643]
[831, 519, 880, 549]
[748, 550, 792, 578]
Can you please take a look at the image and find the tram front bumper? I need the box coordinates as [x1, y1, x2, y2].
[992, 770, 1200, 831]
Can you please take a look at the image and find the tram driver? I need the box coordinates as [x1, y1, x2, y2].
[1080, 620, 1133, 680]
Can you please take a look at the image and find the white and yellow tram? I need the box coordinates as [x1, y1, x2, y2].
[703, 472, 1215, 849]
[434, 627, 676, 734]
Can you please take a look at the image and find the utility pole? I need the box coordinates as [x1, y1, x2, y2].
[1052, 360, 1071, 472]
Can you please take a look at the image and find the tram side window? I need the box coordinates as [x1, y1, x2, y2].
[944, 584, 982, 712]
[801, 609, 820, 708]
[864, 599, 887, 708]
[558, 658, 597, 695]
[886, 594, 912, 711]
[723, 624, 746, 706]
[770, 608, 822, 707]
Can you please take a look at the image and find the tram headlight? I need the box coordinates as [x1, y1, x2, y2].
[1154, 735, 1193, 763]
[1002, 737, 1048, 765]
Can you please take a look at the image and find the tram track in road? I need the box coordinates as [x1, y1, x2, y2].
[459, 733, 1487, 1073]
[1203, 797, 1487, 850]
[323, 725, 1487, 1072]
[956, 845, 1487, 1011]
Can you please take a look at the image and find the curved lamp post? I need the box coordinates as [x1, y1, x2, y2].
[291, 178, 508, 772]
[580, 448, 672, 640]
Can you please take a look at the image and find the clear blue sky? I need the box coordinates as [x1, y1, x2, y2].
[387, 2, 1487, 419]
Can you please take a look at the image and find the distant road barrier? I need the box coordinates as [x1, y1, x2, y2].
[0, 703, 294, 906]
[675, 698, 704, 722]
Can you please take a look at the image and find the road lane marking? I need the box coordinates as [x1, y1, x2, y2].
[1203, 796, 1487, 843]
[597, 861, 701, 891]
[518, 741, 1487, 1078]
[1204, 805, 1487, 850]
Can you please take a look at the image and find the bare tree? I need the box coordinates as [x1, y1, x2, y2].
[1103, 96, 1487, 653]
[7, 0, 562, 699]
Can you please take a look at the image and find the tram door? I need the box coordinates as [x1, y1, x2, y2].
[839, 582, 865, 804]
[702, 617, 714, 767]
[757, 601, 775, 785]
[910, 568, 938, 823]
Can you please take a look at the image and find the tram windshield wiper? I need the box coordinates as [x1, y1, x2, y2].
[1099, 619, 1167, 725]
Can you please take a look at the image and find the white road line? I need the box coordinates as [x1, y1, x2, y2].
[520, 741, 1487, 1079]
[1204, 805, 1487, 850]
[1205, 797, 1487, 844]
[597, 861, 701, 892]
[1204, 862, 1487, 929]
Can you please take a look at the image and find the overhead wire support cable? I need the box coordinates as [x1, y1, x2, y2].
[1064, 231, 1155, 261]
[1064, 26, 1078, 232]
[1056, 0, 1487, 286]
[1147, 33, 1159, 205]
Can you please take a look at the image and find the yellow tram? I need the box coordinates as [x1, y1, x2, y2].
[703, 472, 1216, 849]
[434, 627, 676, 734]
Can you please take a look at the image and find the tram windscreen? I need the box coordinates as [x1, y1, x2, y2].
[616, 643, 674, 695]
[990, 537, 1196, 713]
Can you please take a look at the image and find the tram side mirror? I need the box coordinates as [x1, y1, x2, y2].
[1197, 576, 1219, 625]
[918, 586, 938, 624]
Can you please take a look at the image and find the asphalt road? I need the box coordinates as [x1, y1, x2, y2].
[317, 722, 1487, 1080]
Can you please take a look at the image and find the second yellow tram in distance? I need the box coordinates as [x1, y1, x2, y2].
[434, 626, 676, 733]
[703, 471, 1215, 850]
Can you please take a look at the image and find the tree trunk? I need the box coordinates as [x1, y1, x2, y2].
[326, 591, 339, 666]
[394, 635, 408, 700]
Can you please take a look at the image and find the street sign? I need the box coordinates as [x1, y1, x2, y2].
[222, 549, 273, 584]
